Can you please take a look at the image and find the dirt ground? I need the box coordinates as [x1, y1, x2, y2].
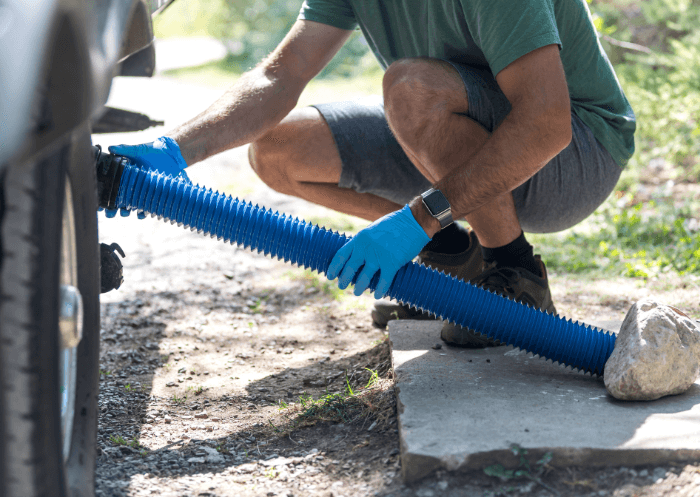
[93, 71, 700, 496]
[94, 152, 700, 497]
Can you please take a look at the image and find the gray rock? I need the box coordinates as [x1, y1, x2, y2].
[604, 299, 700, 401]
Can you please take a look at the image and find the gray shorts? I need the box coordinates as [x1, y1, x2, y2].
[312, 63, 622, 233]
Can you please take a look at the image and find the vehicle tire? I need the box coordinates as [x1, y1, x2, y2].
[0, 129, 100, 496]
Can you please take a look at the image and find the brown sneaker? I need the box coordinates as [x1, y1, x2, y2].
[371, 228, 484, 327]
[440, 256, 557, 347]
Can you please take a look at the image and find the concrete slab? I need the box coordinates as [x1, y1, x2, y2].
[390, 320, 700, 483]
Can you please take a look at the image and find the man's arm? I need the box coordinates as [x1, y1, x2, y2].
[409, 44, 572, 237]
[168, 20, 353, 166]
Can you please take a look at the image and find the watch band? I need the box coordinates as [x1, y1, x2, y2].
[420, 188, 453, 229]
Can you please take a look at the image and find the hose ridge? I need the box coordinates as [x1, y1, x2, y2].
[115, 166, 616, 375]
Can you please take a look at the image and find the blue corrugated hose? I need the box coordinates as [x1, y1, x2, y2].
[115, 165, 616, 375]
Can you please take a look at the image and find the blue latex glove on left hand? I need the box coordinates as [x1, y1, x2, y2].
[100, 136, 190, 219]
[327, 205, 431, 299]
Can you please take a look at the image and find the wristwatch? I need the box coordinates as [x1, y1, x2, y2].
[420, 188, 453, 229]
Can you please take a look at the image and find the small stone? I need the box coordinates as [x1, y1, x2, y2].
[604, 299, 700, 401]
[431, 343, 442, 350]
[164, 417, 172, 424]
[165, 382, 178, 387]
[652, 467, 666, 481]
[368, 422, 377, 432]
[210, 417, 221, 422]
[195, 412, 208, 419]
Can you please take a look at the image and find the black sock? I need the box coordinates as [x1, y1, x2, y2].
[422, 223, 472, 254]
[481, 232, 541, 276]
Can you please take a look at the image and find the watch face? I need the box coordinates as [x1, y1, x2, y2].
[424, 190, 451, 215]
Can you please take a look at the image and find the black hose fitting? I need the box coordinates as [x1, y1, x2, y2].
[93, 146, 126, 210]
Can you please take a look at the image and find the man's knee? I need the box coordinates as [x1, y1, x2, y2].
[248, 137, 293, 194]
[383, 58, 469, 142]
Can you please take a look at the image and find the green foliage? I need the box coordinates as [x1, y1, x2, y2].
[109, 434, 128, 446]
[589, 0, 700, 181]
[211, 0, 303, 62]
[363, 368, 379, 388]
[484, 444, 557, 494]
[183, 0, 379, 79]
[293, 269, 347, 301]
[171, 393, 187, 404]
[530, 194, 700, 278]
[297, 391, 357, 422]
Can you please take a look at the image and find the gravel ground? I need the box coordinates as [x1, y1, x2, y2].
[91, 55, 700, 496]
[93, 150, 700, 496]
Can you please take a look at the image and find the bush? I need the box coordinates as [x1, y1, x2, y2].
[589, 0, 700, 181]
[214, 0, 377, 78]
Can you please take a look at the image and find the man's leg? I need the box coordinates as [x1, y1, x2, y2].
[382, 58, 523, 249]
[248, 106, 402, 221]
[382, 58, 556, 345]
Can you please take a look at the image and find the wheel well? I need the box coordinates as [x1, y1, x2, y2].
[21, 10, 92, 159]
[43, 13, 91, 140]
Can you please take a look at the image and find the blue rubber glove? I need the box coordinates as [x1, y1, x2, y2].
[100, 136, 190, 219]
[327, 205, 431, 299]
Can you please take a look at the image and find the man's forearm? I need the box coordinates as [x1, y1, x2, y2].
[168, 66, 302, 166]
[410, 103, 572, 237]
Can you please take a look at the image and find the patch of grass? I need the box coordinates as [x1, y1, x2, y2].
[290, 269, 348, 302]
[530, 193, 700, 279]
[296, 392, 361, 424]
[171, 394, 187, 404]
[484, 444, 558, 495]
[275, 369, 395, 432]
[248, 295, 267, 313]
[99, 369, 111, 376]
[363, 368, 379, 388]
[194, 385, 205, 396]
[124, 383, 134, 392]
[109, 435, 128, 446]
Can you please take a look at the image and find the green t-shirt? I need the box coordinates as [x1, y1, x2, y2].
[298, 0, 636, 166]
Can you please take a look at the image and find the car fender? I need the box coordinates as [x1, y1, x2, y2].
[0, 0, 154, 167]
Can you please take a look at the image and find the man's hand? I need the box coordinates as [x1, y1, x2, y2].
[102, 136, 190, 218]
[327, 205, 430, 299]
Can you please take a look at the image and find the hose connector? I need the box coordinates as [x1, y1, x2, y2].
[93, 145, 127, 211]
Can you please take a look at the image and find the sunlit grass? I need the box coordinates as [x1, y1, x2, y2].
[530, 193, 700, 279]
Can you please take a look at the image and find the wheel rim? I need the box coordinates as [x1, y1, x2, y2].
[59, 177, 82, 463]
